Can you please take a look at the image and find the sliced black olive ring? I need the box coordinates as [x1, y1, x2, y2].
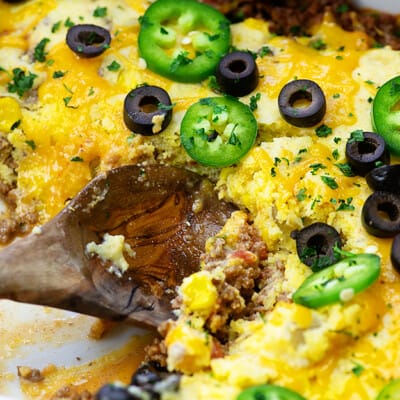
[366, 164, 400, 194]
[391, 233, 400, 274]
[216, 51, 259, 97]
[346, 132, 390, 177]
[361, 191, 400, 237]
[290, 222, 342, 272]
[66, 24, 111, 58]
[278, 79, 326, 127]
[124, 85, 173, 135]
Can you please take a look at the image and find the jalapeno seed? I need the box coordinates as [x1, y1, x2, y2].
[124, 86, 173, 136]
[216, 51, 259, 97]
[346, 131, 390, 177]
[66, 24, 111, 58]
[278, 79, 326, 127]
[361, 191, 400, 238]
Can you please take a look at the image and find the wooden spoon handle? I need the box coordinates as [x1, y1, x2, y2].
[0, 216, 123, 320]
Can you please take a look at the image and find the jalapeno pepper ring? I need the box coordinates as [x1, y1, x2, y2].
[180, 96, 257, 167]
[292, 253, 380, 308]
[237, 384, 306, 400]
[138, 0, 231, 83]
[372, 75, 400, 156]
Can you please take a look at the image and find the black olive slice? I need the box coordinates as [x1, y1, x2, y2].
[66, 24, 111, 58]
[95, 383, 134, 400]
[123, 86, 173, 135]
[216, 51, 259, 96]
[391, 233, 400, 274]
[130, 361, 181, 398]
[278, 79, 326, 127]
[361, 191, 400, 237]
[366, 164, 400, 194]
[290, 222, 342, 271]
[346, 132, 390, 177]
[131, 361, 168, 387]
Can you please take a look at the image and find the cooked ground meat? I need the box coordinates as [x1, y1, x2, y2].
[203, 0, 400, 49]
[50, 385, 93, 400]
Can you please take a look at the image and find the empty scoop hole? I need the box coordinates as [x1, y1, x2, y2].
[139, 96, 159, 113]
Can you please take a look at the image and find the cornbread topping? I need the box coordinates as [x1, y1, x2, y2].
[1, 1, 400, 399]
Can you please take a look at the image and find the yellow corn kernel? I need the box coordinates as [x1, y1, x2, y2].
[0, 97, 22, 133]
[165, 322, 212, 374]
[180, 271, 217, 317]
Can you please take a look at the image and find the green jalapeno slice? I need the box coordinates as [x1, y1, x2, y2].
[237, 384, 306, 400]
[292, 253, 380, 308]
[376, 379, 400, 400]
[372, 75, 400, 156]
[180, 96, 257, 167]
[138, 0, 231, 83]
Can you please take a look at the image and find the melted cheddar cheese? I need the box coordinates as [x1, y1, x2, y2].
[1, 1, 400, 399]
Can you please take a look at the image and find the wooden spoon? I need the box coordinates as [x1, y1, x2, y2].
[0, 165, 234, 327]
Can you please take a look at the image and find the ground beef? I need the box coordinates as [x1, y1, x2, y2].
[199, 218, 281, 342]
[50, 386, 93, 400]
[203, 0, 400, 49]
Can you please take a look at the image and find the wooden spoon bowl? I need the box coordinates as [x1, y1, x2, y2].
[0, 165, 234, 327]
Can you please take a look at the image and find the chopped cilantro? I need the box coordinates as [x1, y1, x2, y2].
[315, 124, 332, 137]
[335, 162, 354, 177]
[170, 51, 192, 72]
[106, 60, 121, 71]
[53, 70, 66, 79]
[270, 167, 276, 177]
[337, 198, 355, 211]
[127, 133, 136, 144]
[249, 92, 261, 111]
[310, 163, 326, 174]
[25, 140, 36, 150]
[333, 137, 342, 144]
[64, 17, 75, 28]
[7, 68, 37, 97]
[332, 149, 340, 160]
[258, 45, 273, 57]
[70, 156, 84, 162]
[321, 175, 338, 189]
[10, 119, 21, 130]
[310, 38, 327, 50]
[351, 363, 364, 376]
[63, 96, 78, 108]
[33, 38, 50, 62]
[93, 7, 107, 17]
[51, 21, 62, 33]
[336, 55, 343, 60]
[348, 129, 364, 143]
[208, 75, 221, 92]
[158, 102, 175, 111]
[336, 4, 349, 13]
[333, 93, 340, 99]
[296, 188, 307, 201]
[88, 86, 95, 96]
